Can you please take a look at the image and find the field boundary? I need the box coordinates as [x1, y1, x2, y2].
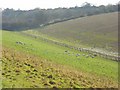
[21, 32, 119, 61]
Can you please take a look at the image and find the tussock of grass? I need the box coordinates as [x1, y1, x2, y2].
[2, 47, 118, 88]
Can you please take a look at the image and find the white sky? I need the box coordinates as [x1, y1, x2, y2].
[0, 0, 119, 10]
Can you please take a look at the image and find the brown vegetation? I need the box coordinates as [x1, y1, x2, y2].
[2, 47, 118, 88]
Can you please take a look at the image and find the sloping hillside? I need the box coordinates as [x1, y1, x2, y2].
[34, 12, 118, 53]
[1, 30, 118, 88]
[2, 4, 118, 30]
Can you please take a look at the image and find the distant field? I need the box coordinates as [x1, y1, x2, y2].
[1, 30, 118, 88]
[31, 12, 118, 53]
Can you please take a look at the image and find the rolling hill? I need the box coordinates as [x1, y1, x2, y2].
[30, 12, 118, 54]
[1, 12, 119, 88]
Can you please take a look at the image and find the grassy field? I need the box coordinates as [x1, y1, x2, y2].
[30, 12, 118, 53]
[1, 30, 118, 88]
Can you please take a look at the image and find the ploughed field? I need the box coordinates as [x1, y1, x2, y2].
[1, 30, 118, 88]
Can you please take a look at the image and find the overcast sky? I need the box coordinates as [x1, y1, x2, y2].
[0, 0, 119, 10]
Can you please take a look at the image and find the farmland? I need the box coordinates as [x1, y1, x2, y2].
[29, 12, 118, 54]
[1, 11, 119, 88]
[1, 30, 118, 88]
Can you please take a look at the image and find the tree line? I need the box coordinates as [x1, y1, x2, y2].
[2, 2, 118, 31]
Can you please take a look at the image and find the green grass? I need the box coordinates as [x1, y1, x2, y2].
[31, 12, 118, 53]
[2, 49, 85, 88]
[1, 12, 119, 88]
[2, 30, 118, 82]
